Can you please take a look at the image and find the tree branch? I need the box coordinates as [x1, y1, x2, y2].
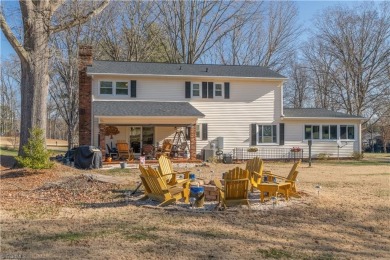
[50, 0, 110, 33]
[0, 12, 29, 62]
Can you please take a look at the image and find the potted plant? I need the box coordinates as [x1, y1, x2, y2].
[290, 147, 302, 152]
[247, 147, 258, 152]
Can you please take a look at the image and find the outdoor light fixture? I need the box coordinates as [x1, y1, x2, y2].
[271, 196, 277, 208]
[315, 184, 322, 196]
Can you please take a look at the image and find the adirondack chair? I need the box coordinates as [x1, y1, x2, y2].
[246, 157, 264, 192]
[214, 167, 250, 209]
[117, 142, 134, 161]
[263, 159, 301, 198]
[156, 139, 173, 158]
[158, 155, 190, 185]
[138, 164, 152, 199]
[139, 165, 190, 206]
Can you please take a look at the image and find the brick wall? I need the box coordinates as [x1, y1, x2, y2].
[190, 124, 196, 160]
[78, 45, 93, 145]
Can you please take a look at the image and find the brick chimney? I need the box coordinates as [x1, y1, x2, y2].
[78, 45, 93, 146]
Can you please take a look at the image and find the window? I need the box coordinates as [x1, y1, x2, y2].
[322, 125, 337, 139]
[305, 125, 320, 139]
[100, 81, 113, 94]
[192, 83, 200, 97]
[340, 125, 354, 140]
[116, 82, 129, 95]
[215, 83, 223, 97]
[258, 125, 277, 143]
[100, 81, 130, 95]
[196, 124, 201, 138]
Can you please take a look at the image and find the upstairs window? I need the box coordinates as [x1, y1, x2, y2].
[192, 83, 200, 97]
[100, 81, 113, 94]
[116, 82, 129, 95]
[215, 83, 223, 97]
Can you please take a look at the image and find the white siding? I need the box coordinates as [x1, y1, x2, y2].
[90, 75, 361, 158]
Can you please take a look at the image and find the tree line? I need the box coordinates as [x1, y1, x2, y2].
[0, 0, 389, 153]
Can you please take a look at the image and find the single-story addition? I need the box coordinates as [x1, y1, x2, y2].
[78, 46, 365, 160]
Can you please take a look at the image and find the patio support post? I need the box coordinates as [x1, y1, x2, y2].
[190, 124, 196, 160]
[99, 123, 106, 160]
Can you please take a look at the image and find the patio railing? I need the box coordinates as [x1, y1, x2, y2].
[231, 147, 304, 161]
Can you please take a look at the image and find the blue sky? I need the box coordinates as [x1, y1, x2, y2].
[0, 1, 367, 61]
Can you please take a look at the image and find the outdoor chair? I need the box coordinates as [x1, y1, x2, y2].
[262, 159, 301, 199]
[156, 139, 173, 159]
[245, 157, 264, 192]
[106, 144, 118, 159]
[117, 142, 134, 161]
[158, 155, 190, 185]
[138, 165, 190, 207]
[214, 167, 250, 209]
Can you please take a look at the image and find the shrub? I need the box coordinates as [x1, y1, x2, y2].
[247, 147, 258, 152]
[317, 153, 330, 160]
[16, 128, 54, 169]
[352, 151, 364, 160]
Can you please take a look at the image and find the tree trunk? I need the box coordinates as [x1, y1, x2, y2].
[18, 12, 50, 155]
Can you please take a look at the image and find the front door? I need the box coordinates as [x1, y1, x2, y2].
[129, 126, 154, 155]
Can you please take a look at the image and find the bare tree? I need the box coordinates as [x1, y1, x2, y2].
[284, 61, 311, 108]
[215, 1, 300, 72]
[95, 1, 167, 62]
[0, 56, 20, 136]
[0, 0, 110, 155]
[306, 3, 390, 116]
[157, 0, 255, 64]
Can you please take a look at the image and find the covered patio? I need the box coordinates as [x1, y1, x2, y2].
[92, 101, 204, 161]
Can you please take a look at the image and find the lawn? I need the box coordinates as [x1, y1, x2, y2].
[1, 159, 389, 259]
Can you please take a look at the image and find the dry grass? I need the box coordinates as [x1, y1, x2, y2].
[1, 160, 389, 259]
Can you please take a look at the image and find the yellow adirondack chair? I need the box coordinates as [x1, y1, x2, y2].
[264, 159, 301, 198]
[214, 167, 250, 209]
[245, 157, 264, 192]
[139, 165, 190, 206]
[158, 155, 190, 185]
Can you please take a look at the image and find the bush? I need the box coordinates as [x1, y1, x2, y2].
[352, 151, 364, 160]
[247, 147, 258, 152]
[16, 128, 54, 169]
[317, 153, 330, 160]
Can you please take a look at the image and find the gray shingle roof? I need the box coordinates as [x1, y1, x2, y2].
[93, 101, 204, 117]
[87, 60, 286, 79]
[283, 108, 365, 119]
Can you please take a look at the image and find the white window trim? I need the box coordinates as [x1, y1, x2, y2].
[191, 82, 201, 98]
[302, 124, 356, 141]
[99, 80, 130, 96]
[214, 82, 224, 98]
[196, 124, 202, 139]
[257, 124, 278, 145]
[304, 124, 321, 140]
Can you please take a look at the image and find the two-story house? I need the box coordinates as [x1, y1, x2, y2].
[78, 46, 364, 160]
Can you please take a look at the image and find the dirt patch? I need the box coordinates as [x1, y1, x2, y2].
[1, 161, 389, 259]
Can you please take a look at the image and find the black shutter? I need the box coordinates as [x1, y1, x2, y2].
[131, 80, 137, 97]
[279, 123, 285, 145]
[208, 82, 214, 99]
[202, 123, 208, 140]
[185, 81, 191, 98]
[202, 82, 208, 98]
[251, 124, 257, 146]
[224, 82, 230, 99]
